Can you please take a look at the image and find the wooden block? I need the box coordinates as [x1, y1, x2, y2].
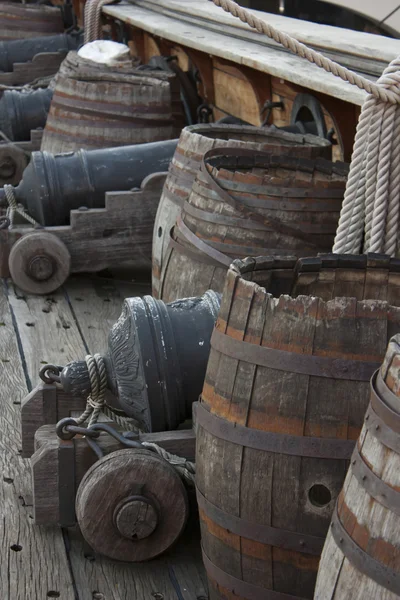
[21, 382, 87, 458]
[32, 425, 196, 526]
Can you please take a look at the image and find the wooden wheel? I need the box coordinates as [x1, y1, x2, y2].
[0, 145, 29, 186]
[8, 231, 71, 294]
[75, 449, 189, 562]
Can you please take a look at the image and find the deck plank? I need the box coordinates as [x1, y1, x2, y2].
[7, 275, 206, 599]
[0, 280, 76, 600]
[6, 279, 183, 599]
[104, 2, 367, 105]
[64, 275, 150, 354]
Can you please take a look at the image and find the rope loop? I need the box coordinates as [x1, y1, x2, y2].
[4, 185, 39, 229]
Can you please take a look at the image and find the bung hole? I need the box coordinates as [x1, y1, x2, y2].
[47, 592, 60, 598]
[308, 484, 332, 508]
[10, 544, 22, 552]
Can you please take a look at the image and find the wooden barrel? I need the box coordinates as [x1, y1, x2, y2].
[159, 149, 348, 302]
[0, 3, 63, 41]
[152, 124, 332, 297]
[40, 52, 177, 153]
[314, 334, 400, 599]
[195, 255, 400, 600]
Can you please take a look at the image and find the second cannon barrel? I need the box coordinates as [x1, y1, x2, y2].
[0, 139, 179, 225]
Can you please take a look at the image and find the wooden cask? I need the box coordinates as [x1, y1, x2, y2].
[152, 124, 332, 297]
[0, 3, 63, 40]
[40, 52, 178, 153]
[160, 150, 348, 302]
[195, 255, 400, 600]
[314, 334, 400, 600]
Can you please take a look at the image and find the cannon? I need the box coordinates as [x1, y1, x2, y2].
[59, 290, 221, 432]
[0, 32, 81, 72]
[0, 139, 178, 226]
[0, 88, 53, 141]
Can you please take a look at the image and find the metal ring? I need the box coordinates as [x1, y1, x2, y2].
[39, 364, 62, 384]
[56, 417, 79, 441]
[0, 216, 10, 230]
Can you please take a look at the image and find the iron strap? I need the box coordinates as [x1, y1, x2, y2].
[58, 439, 76, 527]
[168, 230, 224, 267]
[176, 215, 233, 267]
[48, 110, 172, 128]
[195, 170, 345, 199]
[371, 371, 400, 434]
[331, 503, 400, 595]
[202, 548, 308, 600]
[52, 92, 169, 115]
[211, 328, 380, 381]
[196, 488, 324, 555]
[194, 402, 355, 459]
[351, 443, 400, 516]
[200, 148, 319, 249]
[364, 403, 400, 454]
[183, 200, 269, 230]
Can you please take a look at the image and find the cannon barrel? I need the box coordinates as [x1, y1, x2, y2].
[0, 139, 179, 225]
[59, 291, 221, 432]
[0, 33, 82, 73]
[0, 88, 53, 141]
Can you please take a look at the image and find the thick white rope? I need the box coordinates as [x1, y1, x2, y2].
[84, 0, 118, 43]
[209, 0, 400, 256]
[76, 353, 196, 485]
[142, 442, 196, 486]
[4, 184, 39, 229]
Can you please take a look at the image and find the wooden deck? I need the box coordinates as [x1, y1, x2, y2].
[0, 274, 207, 600]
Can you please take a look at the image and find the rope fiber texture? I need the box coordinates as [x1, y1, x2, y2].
[4, 184, 39, 228]
[84, 0, 119, 43]
[209, 0, 400, 256]
[75, 353, 196, 485]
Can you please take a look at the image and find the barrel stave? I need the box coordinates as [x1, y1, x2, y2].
[41, 53, 177, 153]
[197, 257, 400, 599]
[160, 154, 347, 303]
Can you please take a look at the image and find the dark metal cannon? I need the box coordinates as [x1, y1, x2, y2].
[59, 291, 221, 432]
[0, 32, 81, 73]
[0, 139, 178, 225]
[0, 88, 53, 141]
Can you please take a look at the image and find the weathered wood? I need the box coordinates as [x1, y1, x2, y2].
[0, 281, 76, 599]
[0, 52, 66, 86]
[11, 274, 206, 599]
[1, 172, 167, 291]
[32, 426, 195, 526]
[75, 449, 189, 561]
[41, 51, 178, 153]
[315, 335, 400, 599]
[0, 2, 63, 40]
[152, 122, 331, 298]
[160, 153, 347, 302]
[103, 1, 369, 106]
[9, 231, 71, 295]
[195, 255, 400, 600]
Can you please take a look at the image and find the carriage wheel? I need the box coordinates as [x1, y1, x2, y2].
[75, 449, 189, 562]
[8, 231, 71, 294]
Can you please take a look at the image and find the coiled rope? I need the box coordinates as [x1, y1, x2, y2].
[76, 353, 196, 485]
